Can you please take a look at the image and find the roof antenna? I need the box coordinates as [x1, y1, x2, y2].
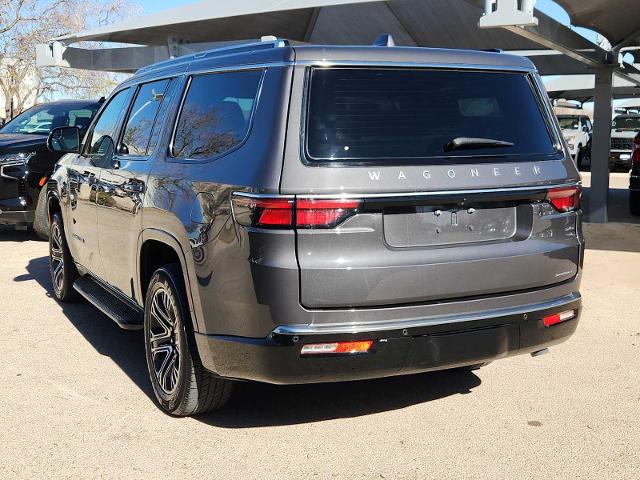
[373, 33, 395, 47]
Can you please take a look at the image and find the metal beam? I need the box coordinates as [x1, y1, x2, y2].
[589, 66, 615, 224]
[36, 39, 250, 73]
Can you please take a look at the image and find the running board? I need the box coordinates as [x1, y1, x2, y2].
[73, 276, 143, 330]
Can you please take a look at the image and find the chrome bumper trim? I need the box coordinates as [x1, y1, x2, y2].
[272, 292, 581, 335]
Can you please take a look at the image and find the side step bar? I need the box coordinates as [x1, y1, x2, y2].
[73, 276, 143, 330]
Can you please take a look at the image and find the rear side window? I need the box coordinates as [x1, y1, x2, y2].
[305, 68, 556, 163]
[171, 70, 263, 160]
[120, 79, 171, 156]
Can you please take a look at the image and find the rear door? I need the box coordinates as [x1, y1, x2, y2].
[283, 66, 581, 309]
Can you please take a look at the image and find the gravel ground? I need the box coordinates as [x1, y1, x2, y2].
[1, 173, 639, 479]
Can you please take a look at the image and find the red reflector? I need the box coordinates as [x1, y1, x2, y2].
[38, 176, 48, 187]
[300, 340, 373, 355]
[546, 187, 581, 212]
[543, 310, 576, 327]
[296, 198, 361, 228]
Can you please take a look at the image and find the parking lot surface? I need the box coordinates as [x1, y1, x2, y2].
[1, 173, 639, 479]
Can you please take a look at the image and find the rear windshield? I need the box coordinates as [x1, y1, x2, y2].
[612, 116, 640, 131]
[305, 68, 557, 164]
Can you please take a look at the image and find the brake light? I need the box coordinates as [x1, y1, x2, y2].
[231, 196, 294, 228]
[543, 310, 576, 327]
[300, 340, 374, 355]
[231, 194, 361, 229]
[296, 199, 361, 228]
[632, 133, 640, 169]
[546, 186, 581, 212]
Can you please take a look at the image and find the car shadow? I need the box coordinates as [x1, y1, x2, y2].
[17, 255, 154, 401]
[19, 255, 482, 427]
[197, 369, 481, 428]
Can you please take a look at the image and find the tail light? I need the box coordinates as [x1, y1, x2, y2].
[632, 133, 640, 169]
[546, 186, 581, 212]
[296, 199, 361, 228]
[231, 194, 361, 229]
[231, 195, 294, 228]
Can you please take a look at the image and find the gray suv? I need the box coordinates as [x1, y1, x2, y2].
[46, 39, 583, 416]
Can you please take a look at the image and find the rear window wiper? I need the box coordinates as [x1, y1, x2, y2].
[444, 137, 515, 152]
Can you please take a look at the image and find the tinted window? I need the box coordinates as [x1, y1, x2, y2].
[612, 116, 640, 130]
[172, 70, 262, 160]
[306, 68, 556, 163]
[1, 103, 99, 135]
[120, 79, 170, 156]
[86, 88, 131, 156]
[558, 116, 580, 130]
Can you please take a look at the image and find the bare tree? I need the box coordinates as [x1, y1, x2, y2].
[0, 0, 138, 119]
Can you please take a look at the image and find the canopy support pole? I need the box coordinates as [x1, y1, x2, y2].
[589, 66, 615, 223]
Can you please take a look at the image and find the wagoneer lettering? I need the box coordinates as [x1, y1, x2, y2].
[46, 39, 582, 416]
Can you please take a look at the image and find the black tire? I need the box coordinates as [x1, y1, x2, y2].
[630, 190, 640, 216]
[144, 264, 233, 416]
[33, 187, 50, 240]
[49, 212, 79, 302]
[577, 148, 590, 172]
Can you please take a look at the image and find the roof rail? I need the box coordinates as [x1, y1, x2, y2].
[136, 36, 289, 75]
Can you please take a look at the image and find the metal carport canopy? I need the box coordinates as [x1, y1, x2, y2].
[37, 0, 605, 76]
[555, 0, 640, 54]
[546, 75, 640, 104]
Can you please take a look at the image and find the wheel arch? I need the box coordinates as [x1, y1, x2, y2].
[46, 189, 61, 223]
[137, 229, 202, 332]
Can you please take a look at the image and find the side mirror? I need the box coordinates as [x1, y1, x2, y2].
[48, 126, 81, 154]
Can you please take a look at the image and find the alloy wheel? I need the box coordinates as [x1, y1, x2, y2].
[50, 223, 65, 294]
[148, 287, 182, 395]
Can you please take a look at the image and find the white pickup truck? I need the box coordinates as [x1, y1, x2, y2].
[558, 114, 592, 169]
[610, 114, 640, 171]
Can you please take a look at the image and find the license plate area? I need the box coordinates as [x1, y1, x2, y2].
[383, 205, 518, 247]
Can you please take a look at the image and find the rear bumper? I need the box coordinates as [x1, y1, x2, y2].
[195, 293, 581, 384]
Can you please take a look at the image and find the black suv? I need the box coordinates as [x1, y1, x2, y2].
[47, 39, 583, 416]
[0, 100, 101, 236]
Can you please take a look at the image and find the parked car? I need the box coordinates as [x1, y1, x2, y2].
[610, 114, 640, 171]
[630, 132, 640, 216]
[46, 39, 583, 416]
[557, 114, 592, 169]
[0, 99, 102, 237]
